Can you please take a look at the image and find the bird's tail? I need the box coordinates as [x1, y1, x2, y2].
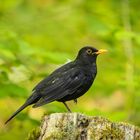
[5, 93, 40, 124]
[5, 102, 29, 124]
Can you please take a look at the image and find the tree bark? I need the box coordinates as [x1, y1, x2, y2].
[27, 113, 140, 140]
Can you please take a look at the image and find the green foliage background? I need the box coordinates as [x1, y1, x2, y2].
[0, 0, 140, 139]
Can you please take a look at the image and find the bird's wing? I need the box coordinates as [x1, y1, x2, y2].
[33, 67, 85, 108]
[32, 62, 73, 91]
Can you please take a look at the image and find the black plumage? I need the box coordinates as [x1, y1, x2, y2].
[5, 46, 107, 124]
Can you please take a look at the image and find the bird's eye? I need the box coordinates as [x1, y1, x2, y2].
[86, 49, 92, 55]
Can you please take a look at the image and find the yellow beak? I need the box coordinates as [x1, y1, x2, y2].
[95, 49, 108, 54]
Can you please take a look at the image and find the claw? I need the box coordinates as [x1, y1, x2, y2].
[74, 99, 77, 104]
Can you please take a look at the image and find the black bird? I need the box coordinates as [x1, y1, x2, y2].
[5, 46, 107, 124]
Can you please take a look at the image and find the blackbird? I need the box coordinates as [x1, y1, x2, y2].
[5, 46, 107, 124]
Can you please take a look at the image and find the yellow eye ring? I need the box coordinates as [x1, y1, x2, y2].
[86, 49, 92, 55]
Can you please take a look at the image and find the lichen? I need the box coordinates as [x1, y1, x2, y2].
[28, 113, 140, 140]
[27, 127, 40, 140]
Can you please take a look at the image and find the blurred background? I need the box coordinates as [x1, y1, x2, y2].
[0, 0, 140, 139]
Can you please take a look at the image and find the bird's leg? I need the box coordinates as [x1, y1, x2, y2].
[73, 99, 77, 104]
[63, 102, 72, 112]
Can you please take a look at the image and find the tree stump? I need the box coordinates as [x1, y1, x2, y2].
[27, 113, 140, 140]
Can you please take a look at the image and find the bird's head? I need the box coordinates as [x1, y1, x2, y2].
[76, 46, 107, 65]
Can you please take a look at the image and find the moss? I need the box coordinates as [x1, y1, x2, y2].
[27, 127, 40, 140]
[44, 131, 67, 140]
[89, 117, 140, 140]
[28, 113, 140, 140]
[44, 114, 78, 140]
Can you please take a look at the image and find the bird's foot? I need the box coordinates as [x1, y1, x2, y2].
[63, 102, 72, 113]
[73, 99, 77, 104]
